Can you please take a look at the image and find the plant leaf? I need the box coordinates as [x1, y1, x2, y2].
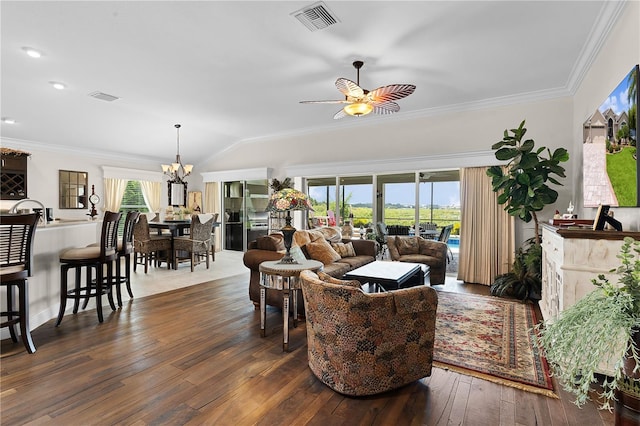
[495, 147, 519, 160]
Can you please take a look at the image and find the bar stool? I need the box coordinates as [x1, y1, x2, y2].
[115, 211, 139, 306]
[85, 211, 139, 307]
[56, 211, 121, 326]
[0, 213, 39, 353]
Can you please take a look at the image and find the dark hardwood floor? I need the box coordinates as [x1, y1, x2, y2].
[1, 272, 614, 425]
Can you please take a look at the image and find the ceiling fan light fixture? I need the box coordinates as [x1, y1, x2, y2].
[344, 102, 373, 117]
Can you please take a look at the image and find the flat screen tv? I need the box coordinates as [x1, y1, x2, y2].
[583, 64, 639, 207]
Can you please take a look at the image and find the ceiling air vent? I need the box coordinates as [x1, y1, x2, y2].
[291, 1, 340, 32]
[89, 91, 120, 102]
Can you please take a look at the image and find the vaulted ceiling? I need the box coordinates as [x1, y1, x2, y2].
[0, 1, 618, 165]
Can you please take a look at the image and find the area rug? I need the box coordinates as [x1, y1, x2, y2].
[433, 291, 556, 398]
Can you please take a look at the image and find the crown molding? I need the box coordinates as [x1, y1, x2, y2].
[201, 167, 273, 183]
[0, 137, 162, 166]
[102, 166, 163, 182]
[565, 0, 628, 95]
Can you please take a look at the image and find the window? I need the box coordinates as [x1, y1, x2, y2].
[419, 170, 461, 235]
[307, 177, 336, 220]
[378, 173, 415, 227]
[338, 176, 372, 228]
[118, 180, 149, 235]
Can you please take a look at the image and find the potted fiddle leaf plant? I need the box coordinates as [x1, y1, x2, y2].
[536, 237, 640, 411]
[487, 120, 569, 301]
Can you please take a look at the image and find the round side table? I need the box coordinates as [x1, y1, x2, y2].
[259, 259, 323, 351]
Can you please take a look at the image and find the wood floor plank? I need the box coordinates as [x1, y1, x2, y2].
[1, 273, 615, 425]
[465, 378, 502, 425]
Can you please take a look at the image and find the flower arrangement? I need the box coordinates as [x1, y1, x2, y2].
[266, 188, 313, 212]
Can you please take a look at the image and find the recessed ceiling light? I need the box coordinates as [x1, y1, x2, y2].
[1, 117, 17, 124]
[22, 46, 43, 58]
[49, 81, 67, 90]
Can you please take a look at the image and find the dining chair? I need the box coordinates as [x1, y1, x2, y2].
[173, 214, 214, 271]
[375, 221, 389, 259]
[85, 211, 140, 307]
[438, 224, 454, 262]
[57, 211, 121, 326]
[327, 210, 336, 226]
[0, 213, 39, 353]
[210, 212, 219, 262]
[133, 214, 171, 273]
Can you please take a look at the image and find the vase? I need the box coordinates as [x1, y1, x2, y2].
[624, 330, 640, 380]
[617, 330, 640, 426]
[615, 388, 640, 426]
[342, 221, 354, 238]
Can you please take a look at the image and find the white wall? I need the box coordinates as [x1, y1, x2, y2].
[206, 89, 575, 243]
[573, 0, 640, 231]
[0, 141, 174, 219]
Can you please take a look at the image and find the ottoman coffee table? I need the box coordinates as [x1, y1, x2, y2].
[343, 260, 429, 291]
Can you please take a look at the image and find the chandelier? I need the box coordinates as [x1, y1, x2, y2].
[161, 124, 193, 184]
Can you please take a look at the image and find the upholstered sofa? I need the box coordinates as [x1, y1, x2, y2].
[386, 235, 448, 285]
[242, 227, 377, 311]
[299, 270, 438, 396]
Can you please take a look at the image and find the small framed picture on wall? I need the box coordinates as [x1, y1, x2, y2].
[188, 191, 202, 212]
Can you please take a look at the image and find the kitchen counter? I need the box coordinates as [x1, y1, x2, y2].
[0, 220, 100, 339]
[38, 219, 99, 228]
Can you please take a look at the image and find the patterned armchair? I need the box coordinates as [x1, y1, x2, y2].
[387, 236, 448, 284]
[299, 270, 438, 396]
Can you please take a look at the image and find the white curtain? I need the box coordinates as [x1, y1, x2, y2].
[457, 166, 515, 285]
[205, 182, 221, 252]
[103, 178, 128, 213]
[140, 180, 162, 214]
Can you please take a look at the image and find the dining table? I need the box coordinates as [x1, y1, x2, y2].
[148, 220, 191, 269]
[148, 220, 221, 269]
[148, 220, 191, 238]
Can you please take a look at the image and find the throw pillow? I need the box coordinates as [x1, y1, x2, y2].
[331, 241, 356, 257]
[397, 237, 419, 255]
[315, 226, 342, 243]
[305, 238, 342, 265]
[293, 230, 325, 247]
[256, 234, 285, 251]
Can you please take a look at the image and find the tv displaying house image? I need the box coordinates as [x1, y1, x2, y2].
[583, 64, 639, 207]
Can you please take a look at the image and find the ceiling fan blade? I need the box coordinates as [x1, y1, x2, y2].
[333, 108, 348, 120]
[300, 100, 351, 104]
[335, 78, 364, 99]
[368, 84, 416, 103]
[372, 101, 401, 115]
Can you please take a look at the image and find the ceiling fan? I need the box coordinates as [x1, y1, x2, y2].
[300, 60, 416, 119]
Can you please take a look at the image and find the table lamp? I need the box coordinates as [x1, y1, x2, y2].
[266, 188, 313, 264]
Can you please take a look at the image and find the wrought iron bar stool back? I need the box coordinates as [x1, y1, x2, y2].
[0, 213, 39, 353]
